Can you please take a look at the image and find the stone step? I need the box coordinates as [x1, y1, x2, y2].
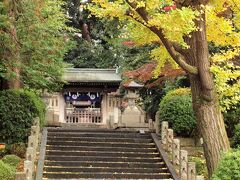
[45, 150, 159, 158]
[46, 141, 155, 148]
[47, 128, 147, 134]
[45, 155, 162, 163]
[47, 136, 153, 143]
[44, 161, 166, 169]
[47, 132, 151, 139]
[44, 166, 169, 174]
[43, 172, 172, 179]
[46, 145, 157, 153]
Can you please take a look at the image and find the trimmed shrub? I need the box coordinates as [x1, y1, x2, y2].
[159, 88, 196, 136]
[2, 155, 21, 168]
[23, 90, 46, 127]
[0, 160, 15, 180]
[0, 89, 45, 144]
[212, 149, 240, 180]
[232, 124, 240, 148]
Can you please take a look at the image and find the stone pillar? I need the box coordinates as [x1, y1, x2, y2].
[26, 147, 35, 162]
[28, 135, 36, 149]
[24, 160, 32, 180]
[161, 121, 168, 148]
[149, 119, 154, 130]
[155, 112, 160, 134]
[188, 162, 196, 180]
[58, 93, 65, 123]
[180, 150, 188, 180]
[167, 129, 173, 154]
[101, 93, 108, 125]
[114, 107, 120, 124]
[172, 139, 180, 166]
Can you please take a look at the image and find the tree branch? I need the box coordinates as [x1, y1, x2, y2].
[125, 0, 198, 75]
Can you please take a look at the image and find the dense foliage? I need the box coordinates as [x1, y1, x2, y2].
[88, 0, 240, 111]
[224, 105, 240, 138]
[140, 76, 190, 119]
[0, 89, 45, 144]
[212, 149, 240, 180]
[189, 156, 208, 178]
[2, 155, 21, 169]
[0, 160, 15, 180]
[0, 155, 20, 180]
[9, 143, 26, 159]
[232, 124, 240, 148]
[0, 0, 74, 90]
[159, 88, 196, 136]
[64, 0, 153, 71]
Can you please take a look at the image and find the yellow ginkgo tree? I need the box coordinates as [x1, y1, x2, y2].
[88, 0, 240, 176]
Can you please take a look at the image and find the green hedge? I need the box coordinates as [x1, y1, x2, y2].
[159, 88, 196, 136]
[0, 160, 15, 180]
[2, 155, 21, 168]
[212, 149, 240, 180]
[0, 89, 45, 144]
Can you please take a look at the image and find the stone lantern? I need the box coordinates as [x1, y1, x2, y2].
[121, 81, 147, 127]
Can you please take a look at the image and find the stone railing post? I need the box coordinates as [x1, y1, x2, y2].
[180, 150, 188, 180]
[161, 121, 169, 149]
[148, 119, 154, 131]
[28, 135, 36, 149]
[160, 121, 203, 180]
[26, 147, 35, 162]
[172, 138, 180, 167]
[188, 162, 196, 180]
[21, 118, 41, 180]
[24, 160, 33, 180]
[167, 129, 173, 154]
[196, 175, 205, 180]
[155, 112, 160, 134]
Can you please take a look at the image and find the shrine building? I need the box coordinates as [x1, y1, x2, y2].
[44, 68, 147, 128]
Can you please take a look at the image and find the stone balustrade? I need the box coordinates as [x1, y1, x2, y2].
[157, 121, 205, 180]
[15, 118, 41, 180]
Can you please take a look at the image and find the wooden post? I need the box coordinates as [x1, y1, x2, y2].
[188, 162, 196, 180]
[180, 150, 188, 180]
[161, 121, 168, 149]
[172, 138, 180, 166]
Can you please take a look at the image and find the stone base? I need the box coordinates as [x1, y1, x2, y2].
[60, 123, 108, 129]
[121, 114, 146, 128]
[46, 110, 61, 126]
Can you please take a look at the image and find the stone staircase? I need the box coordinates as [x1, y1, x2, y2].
[41, 128, 175, 179]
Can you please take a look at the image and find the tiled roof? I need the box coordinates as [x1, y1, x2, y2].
[63, 68, 122, 83]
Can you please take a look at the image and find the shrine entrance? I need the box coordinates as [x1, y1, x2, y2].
[64, 92, 102, 124]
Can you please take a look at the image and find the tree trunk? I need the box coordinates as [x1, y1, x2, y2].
[8, 66, 21, 89]
[185, 11, 230, 176]
[6, 1, 21, 89]
[189, 75, 230, 176]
